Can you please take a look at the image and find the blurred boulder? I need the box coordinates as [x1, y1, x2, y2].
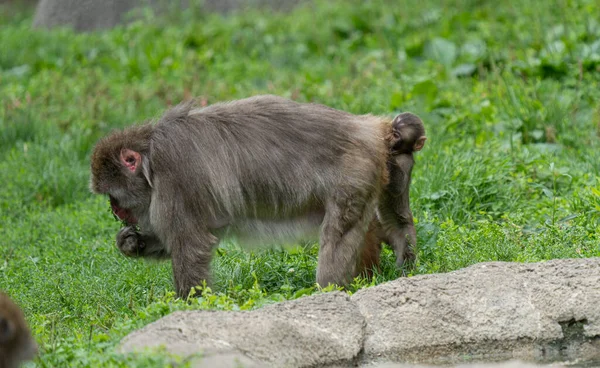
[32, 0, 306, 32]
[0, 0, 37, 4]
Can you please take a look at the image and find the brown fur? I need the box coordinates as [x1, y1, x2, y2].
[0, 293, 37, 368]
[357, 219, 384, 277]
[90, 95, 419, 297]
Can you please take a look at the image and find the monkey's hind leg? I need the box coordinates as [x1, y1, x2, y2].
[316, 196, 377, 288]
[356, 219, 384, 278]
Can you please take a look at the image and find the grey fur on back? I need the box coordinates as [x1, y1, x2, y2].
[149, 95, 387, 222]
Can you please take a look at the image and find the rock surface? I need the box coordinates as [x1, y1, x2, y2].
[120, 258, 600, 367]
[191, 352, 263, 368]
[33, 0, 307, 32]
[352, 258, 600, 365]
[121, 291, 365, 367]
[365, 362, 566, 368]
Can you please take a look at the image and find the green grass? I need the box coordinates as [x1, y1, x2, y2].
[1, 0, 600, 365]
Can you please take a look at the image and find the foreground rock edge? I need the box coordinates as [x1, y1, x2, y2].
[352, 258, 600, 366]
[120, 291, 365, 367]
[119, 258, 600, 367]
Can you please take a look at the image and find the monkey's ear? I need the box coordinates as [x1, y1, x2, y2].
[413, 136, 427, 151]
[120, 149, 142, 173]
[0, 315, 15, 343]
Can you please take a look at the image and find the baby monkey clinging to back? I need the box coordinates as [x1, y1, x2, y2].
[362, 112, 427, 274]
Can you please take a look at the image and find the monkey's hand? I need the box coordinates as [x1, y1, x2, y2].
[116, 226, 146, 257]
[402, 246, 416, 266]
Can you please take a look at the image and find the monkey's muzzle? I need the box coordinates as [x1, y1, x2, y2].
[109, 196, 138, 225]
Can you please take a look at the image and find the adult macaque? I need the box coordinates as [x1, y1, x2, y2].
[0, 292, 38, 368]
[90, 95, 422, 297]
[360, 112, 426, 274]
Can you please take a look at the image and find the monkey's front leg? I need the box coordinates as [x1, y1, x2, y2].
[170, 231, 218, 298]
[116, 226, 169, 259]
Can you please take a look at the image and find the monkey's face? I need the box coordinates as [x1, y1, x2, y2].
[110, 195, 138, 225]
[391, 113, 426, 154]
[0, 295, 38, 368]
[90, 144, 152, 224]
[391, 125, 418, 154]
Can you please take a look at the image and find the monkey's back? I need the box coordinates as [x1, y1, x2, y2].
[150, 95, 387, 219]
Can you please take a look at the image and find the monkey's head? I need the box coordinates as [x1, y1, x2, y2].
[0, 293, 38, 368]
[390, 112, 427, 154]
[90, 125, 154, 225]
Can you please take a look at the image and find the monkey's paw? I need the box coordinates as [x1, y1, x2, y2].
[116, 227, 145, 257]
[395, 247, 416, 271]
[404, 247, 416, 264]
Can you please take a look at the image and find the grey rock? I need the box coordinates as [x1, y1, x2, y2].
[191, 352, 263, 368]
[199, 0, 304, 13]
[120, 291, 365, 367]
[119, 258, 600, 367]
[32, 0, 306, 32]
[364, 361, 565, 368]
[0, 0, 38, 4]
[352, 258, 600, 365]
[34, 0, 137, 31]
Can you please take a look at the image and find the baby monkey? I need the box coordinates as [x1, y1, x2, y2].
[389, 112, 426, 155]
[0, 292, 37, 368]
[361, 112, 426, 275]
